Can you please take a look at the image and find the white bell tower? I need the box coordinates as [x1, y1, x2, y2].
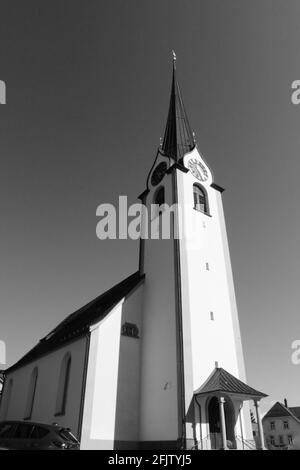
[137, 54, 258, 450]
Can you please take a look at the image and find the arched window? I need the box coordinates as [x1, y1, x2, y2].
[154, 186, 165, 206]
[24, 368, 38, 420]
[55, 353, 71, 416]
[2, 378, 13, 420]
[193, 184, 208, 214]
[153, 186, 165, 218]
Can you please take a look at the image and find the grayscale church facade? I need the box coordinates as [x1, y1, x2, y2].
[0, 57, 267, 450]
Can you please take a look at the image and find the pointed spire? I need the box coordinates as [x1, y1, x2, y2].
[161, 52, 195, 161]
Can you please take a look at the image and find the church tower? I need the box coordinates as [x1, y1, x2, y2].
[138, 54, 264, 450]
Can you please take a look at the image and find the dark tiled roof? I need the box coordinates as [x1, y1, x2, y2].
[194, 367, 267, 398]
[263, 402, 300, 422]
[263, 402, 291, 419]
[289, 407, 300, 420]
[161, 58, 195, 161]
[6, 271, 144, 373]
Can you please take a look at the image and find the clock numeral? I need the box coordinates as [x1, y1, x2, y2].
[188, 159, 208, 182]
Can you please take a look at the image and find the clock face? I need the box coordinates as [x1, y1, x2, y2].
[151, 162, 168, 186]
[187, 158, 208, 182]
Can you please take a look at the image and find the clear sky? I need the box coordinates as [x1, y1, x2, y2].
[0, 0, 300, 415]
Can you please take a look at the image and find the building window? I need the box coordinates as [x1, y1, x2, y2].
[270, 435, 275, 446]
[193, 184, 208, 214]
[55, 353, 71, 416]
[288, 435, 293, 445]
[24, 368, 38, 420]
[154, 186, 165, 207]
[153, 186, 165, 218]
[270, 421, 275, 430]
[283, 420, 289, 429]
[210, 312, 214, 321]
[279, 435, 284, 445]
[206, 262, 210, 271]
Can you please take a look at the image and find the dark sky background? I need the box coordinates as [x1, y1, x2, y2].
[0, 0, 300, 414]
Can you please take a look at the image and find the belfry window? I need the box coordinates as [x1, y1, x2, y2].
[193, 184, 208, 214]
[153, 186, 165, 217]
[24, 368, 38, 420]
[154, 186, 165, 206]
[55, 353, 71, 416]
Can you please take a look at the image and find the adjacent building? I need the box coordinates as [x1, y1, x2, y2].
[263, 400, 300, 449]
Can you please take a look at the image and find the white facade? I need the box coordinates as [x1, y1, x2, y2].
[179, 148, 253, 443]
[0, 337, 88, 437]
[263, 403, 300, 449]
[81, 284, 143, 449]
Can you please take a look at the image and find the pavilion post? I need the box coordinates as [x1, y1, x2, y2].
[218, 396, 228, 450]
[254, 400, 265, 450]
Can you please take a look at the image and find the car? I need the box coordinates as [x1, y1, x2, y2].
[0, 421, 80, 450]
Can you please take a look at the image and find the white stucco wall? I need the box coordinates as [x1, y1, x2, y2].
[114, 283, 143, 445]
[81, 284, 143, 449]
[80, 301, 123, 450]
[138, 148, 254, 444]
[177, 147, 253, 440]
[139, 167, 180, 444]
[0, 336, 88, 438]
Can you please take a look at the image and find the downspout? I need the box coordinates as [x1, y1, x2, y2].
[137, 191, 149, 276]
[172, 168, 186, 449]
[0, 371, 6, 414]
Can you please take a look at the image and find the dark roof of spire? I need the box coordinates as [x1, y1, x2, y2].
[194, 367, 267, 398]
[161, 56, 195, 161]
[5, 271, 144, 373]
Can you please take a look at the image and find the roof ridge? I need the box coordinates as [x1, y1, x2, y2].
[194, 366, 267, 398]
[263, 401, 300, 423]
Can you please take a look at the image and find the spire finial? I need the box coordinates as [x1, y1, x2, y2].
[172, 50, 177, 68]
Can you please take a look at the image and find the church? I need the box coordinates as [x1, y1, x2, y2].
[0, 56, 267, 450]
